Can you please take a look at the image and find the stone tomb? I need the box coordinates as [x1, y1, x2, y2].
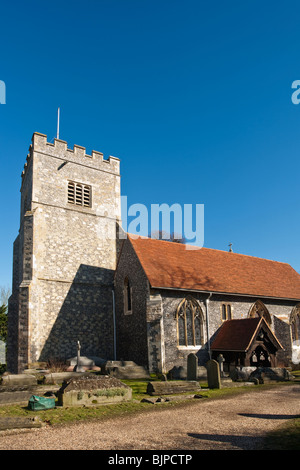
[57, 375, 132, 406]
[102, 360, 150, 379]
[147, 380, 201, 396]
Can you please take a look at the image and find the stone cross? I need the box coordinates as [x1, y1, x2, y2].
[75, 340, 85, 372]
[217, 353, 225, 377]
[77, 340, 81, 366]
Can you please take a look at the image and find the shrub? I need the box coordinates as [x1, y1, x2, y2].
[46, 358, 68, 372]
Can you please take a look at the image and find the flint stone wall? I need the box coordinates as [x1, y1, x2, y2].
[7, 133, 121, 372]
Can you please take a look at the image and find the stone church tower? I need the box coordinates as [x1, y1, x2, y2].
[7, 132, 121, 373]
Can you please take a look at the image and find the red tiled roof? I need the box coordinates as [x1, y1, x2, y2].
[128, 235, 300, 300]
[210, 317, 283, 351]
[211, 318, 260, 351]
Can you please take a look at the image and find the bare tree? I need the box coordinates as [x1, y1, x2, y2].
[0, 285, 10, 343]
[150, 230, 187, 244]
[0, 286, 11, 307]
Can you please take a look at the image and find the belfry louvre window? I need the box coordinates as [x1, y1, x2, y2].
[176, 297, 204, 347]
[68, 181, 91, 207]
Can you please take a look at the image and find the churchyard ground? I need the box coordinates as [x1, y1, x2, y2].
[0, 373, 299, 450]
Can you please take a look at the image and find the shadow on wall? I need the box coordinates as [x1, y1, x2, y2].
[273, 315, 292, 366]
[39, 264, 115, 363]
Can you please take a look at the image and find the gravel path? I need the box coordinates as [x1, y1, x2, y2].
[0, 385, 299, 450]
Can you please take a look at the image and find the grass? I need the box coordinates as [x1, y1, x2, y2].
[0, 378, 262, 427]
[0, 397, 153, 426]
[259, 418, 300, 450]
[257, 370, 300, 450]
[0, 378, 160, 426]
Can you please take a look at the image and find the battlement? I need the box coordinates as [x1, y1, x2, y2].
[21, 132, 120, 181]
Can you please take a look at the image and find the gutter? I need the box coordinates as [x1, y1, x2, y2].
[112, 289, 117, 361]
[205, 292, 212, 359]
[149, 285, 300, 303]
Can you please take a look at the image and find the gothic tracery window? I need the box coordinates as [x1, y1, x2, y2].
[176, 297, 204, 347]
[249, 300, 271, 325]
[290, 304, 300, 343]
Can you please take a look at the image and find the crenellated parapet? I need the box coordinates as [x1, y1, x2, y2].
[9, 130, 122, 373]
[21, 132, 120, 182]
[21, 148, 33, 180]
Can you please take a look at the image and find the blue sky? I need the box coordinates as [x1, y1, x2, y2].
[0, 0, 300, 288]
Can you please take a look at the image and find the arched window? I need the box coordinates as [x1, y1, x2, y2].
[248, 300, 271, 325]
[290, 304, 300, 343]
[221, 303, 232, 321]
[124, 277, 132, 315]
[176, 297, 204, 347]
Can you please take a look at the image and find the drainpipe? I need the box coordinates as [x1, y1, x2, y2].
[112, 289, 117, 361]
[205, 293, 212, 360]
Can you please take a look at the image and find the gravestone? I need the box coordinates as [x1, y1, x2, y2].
[187, 353, 198, 381]
[206, 359, 221, 389]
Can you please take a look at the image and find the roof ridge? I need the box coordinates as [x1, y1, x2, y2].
[224, 317, 260, 322]
[127, 233, 290, 266]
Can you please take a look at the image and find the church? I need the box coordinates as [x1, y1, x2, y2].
[7, 132, 300, 374]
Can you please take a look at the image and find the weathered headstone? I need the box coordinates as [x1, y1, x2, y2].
[187, 353, 198, 381]
[206, 359, 221, 389]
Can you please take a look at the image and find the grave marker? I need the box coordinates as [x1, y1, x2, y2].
[187, 353, 198, 381]
[206, 359, 221, 389]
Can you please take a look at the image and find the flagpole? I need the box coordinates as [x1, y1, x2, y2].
[57, 107, 60, 139]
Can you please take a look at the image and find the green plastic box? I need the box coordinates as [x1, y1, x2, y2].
[28, 395, 56, 410]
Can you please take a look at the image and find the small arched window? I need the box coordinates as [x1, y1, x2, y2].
[176, 297, 204, 347]
[124, 277, 132, 315]
[221, 303, 232, 321]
